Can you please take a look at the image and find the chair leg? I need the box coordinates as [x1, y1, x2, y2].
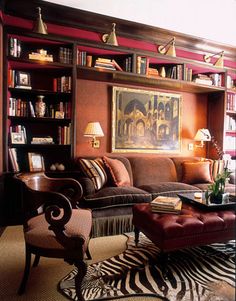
[18, 244, 31, 295]
[33, 254, 40, 267]
[74, 259, 87, 301]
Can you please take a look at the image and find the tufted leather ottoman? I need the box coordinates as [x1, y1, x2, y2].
[133, 203, 236, 253]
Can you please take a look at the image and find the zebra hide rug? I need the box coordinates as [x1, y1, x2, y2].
[58, 234, 235, 301]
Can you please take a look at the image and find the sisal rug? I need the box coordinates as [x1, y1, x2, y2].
[59, 234, 235, 301]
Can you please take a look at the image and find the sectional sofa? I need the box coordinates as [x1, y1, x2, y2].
[71, 156, 235, 237]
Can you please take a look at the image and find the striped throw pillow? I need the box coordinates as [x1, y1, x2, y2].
[79, 158, 107, 190]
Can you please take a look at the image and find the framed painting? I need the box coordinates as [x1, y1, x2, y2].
[112, 86, 182, 153]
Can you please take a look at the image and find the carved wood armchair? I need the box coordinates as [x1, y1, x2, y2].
[15, 172, 92, 301]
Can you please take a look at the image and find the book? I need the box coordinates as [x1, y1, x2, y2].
[151, 201, 182, 214]
[151, 196, 182, 214]
[8, 148, 19, 172]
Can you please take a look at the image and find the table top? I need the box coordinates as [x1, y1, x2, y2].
[178, 192, 236, 210]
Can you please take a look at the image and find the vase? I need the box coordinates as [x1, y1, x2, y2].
[35, 95, 46, 117]
[209, 193, 229, 204]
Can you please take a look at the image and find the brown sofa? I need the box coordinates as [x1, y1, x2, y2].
[72, 156, 235, 237]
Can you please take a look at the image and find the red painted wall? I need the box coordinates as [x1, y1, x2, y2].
[76, 79, 208, 158]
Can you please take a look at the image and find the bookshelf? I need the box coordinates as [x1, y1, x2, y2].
[2, 17, 236, 174]
[4, 31, 75, 172]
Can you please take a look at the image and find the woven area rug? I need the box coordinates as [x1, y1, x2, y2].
[58, 234, 235, 301]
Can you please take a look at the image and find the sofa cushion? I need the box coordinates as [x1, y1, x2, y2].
[182, 161, 213, 184]
[128, 157, 178, 187]
[139, 182, 201, 198]
[79, 158, 107, 190]
[171, 157, 202, 182]
[103, 156, 131, 187]
[80, 186, 151, 209]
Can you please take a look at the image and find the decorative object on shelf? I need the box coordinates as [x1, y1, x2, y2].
[84, 122, 104, 148]
[29, 48, 53, 62]
[102, 23, 118, 46]
[32, 7, 48, 35]
[55, 111, 65, 119]
[158, 37, 176, 57]
[28, 152, 45, 172]
[50, 163, 65, 171]
[159, 66, 166, 78]
[15, 71, 32, 89]
[205, 168, 231, 204]
[112, 86, 182, 153]
[204, 51, 224, 68]
[194, 128, 211, 147]
[35, 95, 46, 117]
[11, 132, 26, 144]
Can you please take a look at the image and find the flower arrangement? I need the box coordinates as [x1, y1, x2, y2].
[205, 168, 232, 204]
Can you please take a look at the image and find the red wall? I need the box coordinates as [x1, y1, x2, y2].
[76, 79, 208, 158]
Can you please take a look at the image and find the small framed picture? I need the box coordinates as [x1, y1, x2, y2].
[55, 111, 65, 119]
[28, 152, 45, 172]
[11, 132, 25, 144]
[15, 71, 31, 87]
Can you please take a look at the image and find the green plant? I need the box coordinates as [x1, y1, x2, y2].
[205, 168, 231, 203]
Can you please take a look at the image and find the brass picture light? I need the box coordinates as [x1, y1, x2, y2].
[204, 51, 224, 68]
[158, 37, 176, 57]
[102, 23, 118, 46]
[33, 7, 48, 35]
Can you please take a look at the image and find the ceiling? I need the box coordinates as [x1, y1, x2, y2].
[42, 0, 236, 47]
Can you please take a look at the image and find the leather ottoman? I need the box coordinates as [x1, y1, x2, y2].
[132, 202, 236, 253]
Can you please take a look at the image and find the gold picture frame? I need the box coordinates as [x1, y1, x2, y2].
[28, 152, 45, 172]
[112, 86, 182, 153]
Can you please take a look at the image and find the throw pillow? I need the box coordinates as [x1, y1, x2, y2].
[103, 156, 131, 187]
[79, 158, 107, 190]
[182, 161, 213, 184]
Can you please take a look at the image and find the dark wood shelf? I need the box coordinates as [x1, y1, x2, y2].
[77, 66, 226, 93]
[8, 87, 72, 96]
[225, 130, 236, 134]
[226, 110, 236, 115]
[8, 116, 71, 123]
[10, 144, 71, 148]
[7, 56, 73, 69]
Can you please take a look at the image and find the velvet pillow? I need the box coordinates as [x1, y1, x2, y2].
[103, 156, 131, 187]
[79, 158, 107, 190]
[182, 161, 213, 184]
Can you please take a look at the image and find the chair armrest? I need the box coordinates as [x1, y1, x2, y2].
[16, 173, 83, 208]
[27, 189, 85, 250]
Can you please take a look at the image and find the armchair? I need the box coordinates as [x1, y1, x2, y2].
[15, 172, 92, 301]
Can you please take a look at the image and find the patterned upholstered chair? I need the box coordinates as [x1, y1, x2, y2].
[15, 172, 92, 301]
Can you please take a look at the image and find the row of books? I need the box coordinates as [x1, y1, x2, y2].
[94, 58, 123, 71]
[225, 115, 236, 131]
[9, 98, 71, 119]
[77, 50, 88, 66]
[138, 60, 193, 82]
[226, 93, 236, 111]
[150, 196, 182, 214]
[58, 47, 73, 64]
[53, 76, 72, 93]
[58, 125, 71, 145]
[9, 124, 71, 146]
[9, 37, 22, 58]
